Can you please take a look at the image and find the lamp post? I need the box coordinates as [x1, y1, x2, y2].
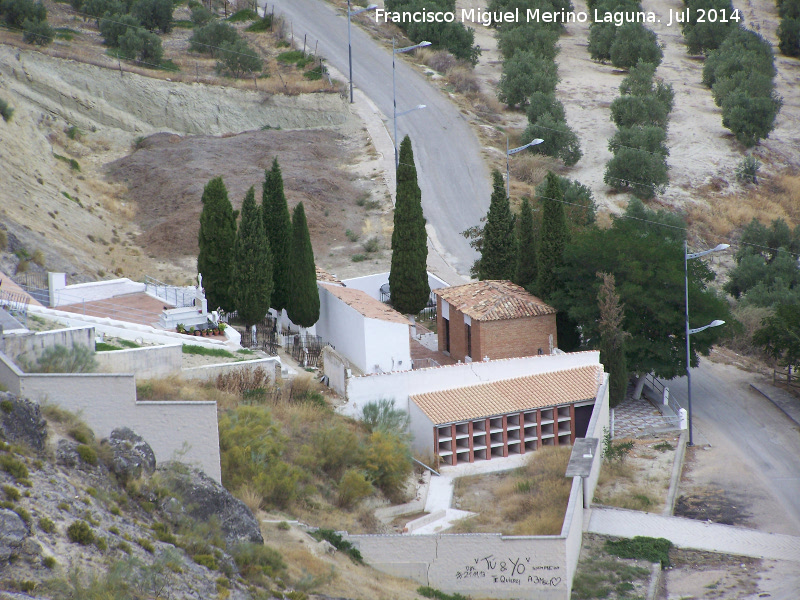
[347, 1, 377, 104]
[684, 241, 729, 446]
[393, 39, 431, 167]
[506, 136, 543, 198]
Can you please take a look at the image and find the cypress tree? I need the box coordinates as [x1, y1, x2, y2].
[287, 202, 320, 328]
[514, 197, 537, 289]
[262, 157, 293, 312]
[479, 170, 517, 281]
[389, 135, 430, 314]
[197, 176, 236, 312]
[536, 171, 568, 299]
[598, 273, 630, 408]
[231, 187, 273, 328]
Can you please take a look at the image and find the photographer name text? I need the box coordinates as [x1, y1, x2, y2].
[374, 7, 741, 27]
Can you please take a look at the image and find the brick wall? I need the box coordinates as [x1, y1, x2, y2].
[478, 314, 557, 360]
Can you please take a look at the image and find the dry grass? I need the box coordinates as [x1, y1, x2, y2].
[725, 304, 774, 357]
[215, 366, 272, 396]
[236, 483, 264, 514]
[450, 446, 572, 535]
[136, 374, 239, 407]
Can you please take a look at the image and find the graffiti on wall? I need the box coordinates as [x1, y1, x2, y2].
[455, 555, 562, 587]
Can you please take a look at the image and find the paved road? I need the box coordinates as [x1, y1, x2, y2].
[665, 359, 800, 533]
[587, 507, 800, 562]
[266, 0, 491, 276]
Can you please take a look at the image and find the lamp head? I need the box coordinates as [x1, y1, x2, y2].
[712, 243, 730, 252]
[709, 320, 726, 328]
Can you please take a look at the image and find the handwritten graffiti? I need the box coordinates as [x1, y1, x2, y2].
[459, 556, 562, 587]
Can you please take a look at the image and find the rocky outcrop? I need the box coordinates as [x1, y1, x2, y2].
[159, 462, 263, 548]
[102, 427, 156, 482]
[0, 393, 47, 452]
[0, 508, 29, 562]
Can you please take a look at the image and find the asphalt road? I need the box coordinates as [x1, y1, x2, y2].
[265, 0, 491, 276]
[665, 359, 800, 534]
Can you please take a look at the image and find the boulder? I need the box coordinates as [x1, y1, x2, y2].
[55, 438, 80, 468]
[0, 508, 29, 562]
[103, 427, 156, 481]
[158, 462, 263, 547]
[0, 393, 47, 452]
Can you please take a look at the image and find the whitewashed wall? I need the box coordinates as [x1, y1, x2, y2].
[1, 327, 95, 364]
[95, 344, 182, 378]
[316, 286, 368, 372]
[342, 271, 449, 301]
[363, 318, 411, 373]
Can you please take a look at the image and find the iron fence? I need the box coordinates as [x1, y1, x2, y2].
[286, 334, 323, 368]
[144, 275, 195, 308]
[11, 272, 48, 305]
[0, 290, 30, 325]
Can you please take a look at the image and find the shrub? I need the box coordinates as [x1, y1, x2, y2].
[778, 17, 800, 57]
[43, 556, 57, 569]
[245, 14, 272, 32]
[100, 13, 140, 47]
[609, 125, 668, 157]
[534, 175, 597, 230]
[67, 520, 95, 545]
[736, 155, 761, 185]
[588, 21, 616, 62]
[0, 0, 46, 28]
[362, 237, 380, 253]
[76, 444, 99, 466]
[20, 344, 97, 373]
[498, 23, 560, 60]
[227, 8, 257, 21]
[336, 469, 373, 509]
[610, 94, 670, 129]
[605, 536, 672, 568]
[526, 91, 566, 124]
[131, 0, 173, 33]
[190, 21, 238, 57]
[446, 66, 480, 94]
[609, 22, 662, 68]
[190, 4, 213, 26]
[0, 99, 10, 123]
[417, 587, 468, 600]
[524, 113, 582, 167]
[231, 543, 286, 579]
[360, 399, 409, 434]
[38, 517, 56, 533]
[362, 430, 412, 501]
[137, 537, 155, 553]
[721, 91, 782, 148]
[216, 38, 263, 78]
[604, 147, 668, 199]
[498, 51, 559, 108]
[681, 0, 737, 54]
[193, 553, 218, 570]
[119, 28, 164, 66]
[601, 428, 634, 462]
[0, 399, 12, 413]
[22, 18, 54, 46]
[3, 485, 21, 501]
[310, 528, 362, 563]
[0, 455, 29, 481]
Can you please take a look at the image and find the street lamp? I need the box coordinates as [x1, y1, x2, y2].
[347, 1, 377, 104]
[506, 136, 543, 198]
[393, 39, 431, 167]
[684, 241, 729, 446]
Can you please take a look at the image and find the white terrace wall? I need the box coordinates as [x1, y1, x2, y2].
[181, 357, 281, 382]
[341, 271, 450, 301]
[95, 344, 182, 378]
[339, 351, 601, 418]
[363, 318, 412, 373]
[0, 327, 95, 364]
[50, 277, 146, 307]
[322, 346, 348, 397]
[316, 285, 368, 372]
[0, 352, 221, 482]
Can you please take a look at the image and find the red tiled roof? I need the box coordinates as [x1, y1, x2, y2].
[433, 280, 556, 321]
[316, 267, 343, 285]
[319, 282, 409, 325]
[410, 365, 602, 425]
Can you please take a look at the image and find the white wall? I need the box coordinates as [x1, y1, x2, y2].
[339, 351, 601, 418]
[316, 286, 367, 372]
[51, 278, 146, 307]
[342, 271, 449, 301]
[409, 400, 435, 457]
[95, 344, 183, 378]
[0, 351, 222, 482]
[322, 346, 348, 397]
[363, 318, 411, 373]
[181, 357, 281, 382]
[1, 327, 95, 364]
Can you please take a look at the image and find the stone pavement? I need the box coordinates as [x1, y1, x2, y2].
[613, 395, 676, 439]
[587, 507, 800, 562]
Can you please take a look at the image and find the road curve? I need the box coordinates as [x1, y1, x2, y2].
[266, 0, 490, 275]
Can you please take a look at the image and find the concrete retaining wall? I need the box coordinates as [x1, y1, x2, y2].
[95, 344, 182, 378]
[1, 327, 95, 364]
[0, 351, 221, 482]
[181, 357, 281, 382]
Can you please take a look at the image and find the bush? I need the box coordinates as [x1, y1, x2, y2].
[0, 455, 29, 481]
[76, 444, 99, 466]
[0, 99, 12, 122]
[22, 17, 54, 45]
[498, 23, 560, 60]
[778, 17, 800, 57]
[190, 4, 212, 25]
[100, 13, 140, 47]
[681, 0, 737, 54]
[605, 536, 672, 568]
[193, 553, 218, 570]
[336, 469, 373, 509]
[227, 8, 257, 21]
[245, 14, 272, 32]
[609, 125, 668, 157]
[417, 587, 468, 600]
[189, 20, 238, 56]
[609, 22, 662, 69]
[534, 175, 597, 230]
[216, 38, 263, 78]
[588, 21, 616, 62]
[0, 0, 46, 28]
[360, 399, 409, 434]
[702, 27, 775, 88]
[119, 28, 164, 65]
[721, 91, 782, 147]
[20, 344, 97, 373]
[610, 94, 670, 129]
[526, 91, 566, 124]
[67, 520, 95, 545]
[524, 113, 582, 167]
[231, 543, 286, 579]
[310, 528, 363, 563]
[82, 0, 122, 22]
[735, 155, 761, 185]
[497, 50, 559, 107]
[3, 485, 21, 501]
[131, 0, 173, 33]
[362, 430, 412, 501]
[38, 517, 56, 534]
[604, 146, 668, 199]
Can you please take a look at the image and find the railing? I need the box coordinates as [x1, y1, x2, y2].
[645, 373, 682, 428]
[0, 290, 30, 325]
[11, 272, 48, 306]
[144, 276, 195, 308]
[236, 316, 279, 355]
[412, 357, 440, 370]
[286, 334, 323, 368]
[774, 366, 799, 390]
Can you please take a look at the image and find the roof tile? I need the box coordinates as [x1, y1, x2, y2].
[319, 282, 410, 325]
[433, 280, 556, 321]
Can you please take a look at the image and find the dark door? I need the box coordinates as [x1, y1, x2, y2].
[444, 318, 450, 352]
[574, 404, 594, 438]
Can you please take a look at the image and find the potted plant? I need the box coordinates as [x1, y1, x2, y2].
[189, 326, 196, 336]
[176, 323, 185, 334]
[218, 323, 227, 333]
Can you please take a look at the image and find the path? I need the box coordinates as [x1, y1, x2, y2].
[587, 506, 800, 562]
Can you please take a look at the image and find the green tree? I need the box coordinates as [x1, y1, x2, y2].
[536, 172, 568, 299]
[197, 177, 236, 312]
[605, 143, 669, 200]
[362, 430, 412, 502]
[360, 399, 410, 436]
[479, 170, 517, 281]
[389, 136, 430, 314]
[262, 158, 292, 313]
[534, 175, 596, 232]
[597, 273, 630, 408]
[721, 91, 782, 147]
[753, 304, 800, 370]
[497, 50, 559, 108]
[551, 200, 730, 379]
[287, 202, 320, 328]
[0, 0, 46, 27]
[515, 198, 538, 289]
[681, 0, 737, 54]
[22, 17, 53, 45]
[189, 20, 238, 57]
[100, 13, 140, 47]
[524, 113, 582, 167]
[610, 94, 670, 129]
[588, 22, 616, 62]
[778, 17, 800, 57]
[498, 23, 560, 60]
[119, 28, 163, 65]
[526, 91, 566, 124]
[231, 187, 273, 328]
[609, 22, 663, 69]
[131, 0, 173, 33]
[216, 38, 263, 78]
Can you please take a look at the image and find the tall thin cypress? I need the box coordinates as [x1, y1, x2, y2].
[262, 157, 293, 312]
[536, 171, 568, 299]
[231, 187, 273, 328]
[287, 202, 320, 328]
[598, 273, 630, 408]
[515, 197, 537, 289]
[197, 176, 236, 312]
[479, 170, 517, 281]
[389, 135, 430, 314]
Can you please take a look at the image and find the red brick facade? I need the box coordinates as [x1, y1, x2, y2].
[436, 297, 558, 362]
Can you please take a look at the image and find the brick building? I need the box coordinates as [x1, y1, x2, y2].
[432, 281, 557, 363]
